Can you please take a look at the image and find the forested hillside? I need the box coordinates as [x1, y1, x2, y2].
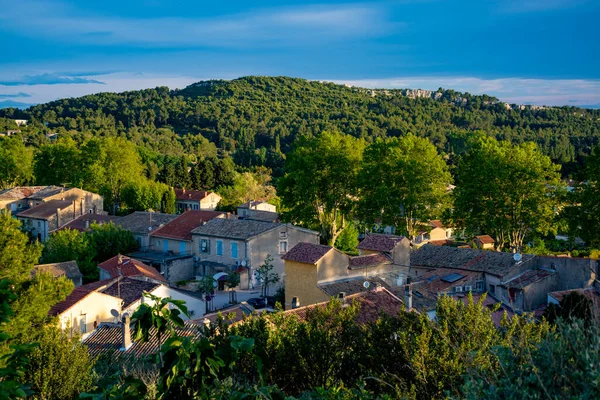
[2, 76, 599, 177]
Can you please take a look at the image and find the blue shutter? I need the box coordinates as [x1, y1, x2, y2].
[179, 241, 186, 254]
[163, 240, 168, 253]
[231, 242, 238, 259]
[216, 240, 223, 256]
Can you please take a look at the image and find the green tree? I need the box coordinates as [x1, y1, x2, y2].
[217, 172, 277, 212]
[87, 223, 139, 267]
[543, 291, 593, 326]
[334, 222, 359, 253]
[453, 137, 563, 250]
[358, 135, 452, 239]
[279, 131, 365, 245]
[174, 156, 191, 189]
[26, 326, 94, 400]
[225, 272, 240, 304]
[0, 137, 34, 189]
[161, 187, 176, 214]
[33, 138, 80, 187]
[197, 276, 216, 314]
[41, 229, 95, 281]
[255, 254, 279, 297]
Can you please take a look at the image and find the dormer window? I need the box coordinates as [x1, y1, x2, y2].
[279, 231, 287, 239]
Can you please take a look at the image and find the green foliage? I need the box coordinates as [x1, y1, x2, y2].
[161, 187, 176, 214]
[0, 211, 42, 285]
[358, 135, 452, 239]
[543, 292, 593, 326]
[0, 137, 34, 189]
[217, 170, 277, 212]
[279, 131, 365, 245]
[334, 222, 359, 253]
[255, 254, 279, 297]
[462, 320, 599, 399]
[453, 137, 563, 250]
[87, 223, 139, 267]
[26, 326, 94, 399]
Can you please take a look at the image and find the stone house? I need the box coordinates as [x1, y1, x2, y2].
[473, 235, 495, 250]
[191, 219, 320, 290]
[115, 211, 177, 250]
[58, 213, 120, 233]
[0, 186, 102, 215]
[174, 189, 221, 212]
[357, 233, 411, 267]
[236, 200, 276, 217]
[413, 220, 453, 246]
[97, 254, 166, 284]
[17, 199, 94, 241]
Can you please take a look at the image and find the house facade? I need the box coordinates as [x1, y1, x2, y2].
[192, 219, 320, 290]
[236, 201, 276, 217]
[174, 189, 221, 212]
[115, 211, 177, 250]
[1, 186, 103, 215]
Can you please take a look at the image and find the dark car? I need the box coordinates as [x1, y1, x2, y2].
[247, 297, 267, 309]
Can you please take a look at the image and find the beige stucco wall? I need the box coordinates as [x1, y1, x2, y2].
[177, 193, 221, 211]
[58, 291, 121, 337]
[192, 236, 247, 265]
[150, 236, 192, 255]
[429, 227, 447, 241]
[284, 259, 330, 309]
[316, 249, 351, 283]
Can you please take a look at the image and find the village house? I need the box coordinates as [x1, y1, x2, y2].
[174, 189, 221, 212]
[191, 219, 320, 290]
[410, 245, 598, 312]
[33, 260, 83, 287]
[413, 220, 454, 247]
[115, 211, 177, 250]
[357, 233, 411, 266]
[13, 119, 27, 126]
[0, 186, 102, 215]
[473, 235, 495, 250]
[97, 254, 166, 284]
[236, 200, 276, 217]
[51, 276, 204, 338]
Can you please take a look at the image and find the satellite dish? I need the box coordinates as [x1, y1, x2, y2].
[241, 260, 247, 267]
[513, 253, 522, 262]
[110, 309, 120, 318]
[148, 226, 152, 231]
[363, 281, 370, 289]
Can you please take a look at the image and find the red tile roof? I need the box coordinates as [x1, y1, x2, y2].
[58, 214, 120, 232]
[503, 269, 555, 290]
[98, 255, 166, 283]
[174, 189, 217, 202]
[151, 210, 225, 241]
[357, 233, 407, 252]
[429, 220, 445, 229]
[49, 279, 117, 316]
[285, 287, 403, 324]
[16, 199, 73, 219]
[348, 253, 391, 269]
[281, 242, 333, 264]
[194, 303, 255, 325]
[475, 235, 495, 245]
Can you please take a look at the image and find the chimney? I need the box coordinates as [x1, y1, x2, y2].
[72, 200, 76, 219]
[404, 285, 413, 311]
[118, 254, 123, 265]
[56, 208, 61, 228]
[182, 188, 186, 194]
[80, 198, 85, 216]
[291, 296, 300, 309]
[85, 219, 90, 229]
[337, 292, 346, 300]
[121, 313, 132, 351]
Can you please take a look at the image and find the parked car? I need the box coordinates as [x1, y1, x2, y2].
[247, 297, 267, 309]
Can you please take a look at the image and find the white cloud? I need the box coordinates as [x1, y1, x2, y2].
[0, 1, 392, 48]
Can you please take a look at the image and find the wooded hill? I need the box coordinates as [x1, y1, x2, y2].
[2, 76, 599, 177]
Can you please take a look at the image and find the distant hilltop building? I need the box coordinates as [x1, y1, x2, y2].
[13, 119, 28, 126]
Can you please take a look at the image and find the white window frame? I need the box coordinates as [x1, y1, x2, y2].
[279, 240, 288, 254]
[454, 286, 463, 293]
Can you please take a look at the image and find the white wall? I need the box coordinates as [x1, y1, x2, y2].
[149, 285, 205, 319]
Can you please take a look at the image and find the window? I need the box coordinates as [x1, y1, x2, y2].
[279, 231, 287, 239]
[475, 281, 484, 291]
[279, 240, 288, 254]
[179, 241, 186, 254]
[489, 284, 496, 294]
[200, 239, 210, 254]
[80, 314, 87, 334]
[464, 285, 472, 292]
[216, 240, 223, 256]
[231, 242, 238, 259]
[454, 286, 463, 293]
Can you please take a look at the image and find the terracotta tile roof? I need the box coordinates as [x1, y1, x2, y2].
[49, 279, 117, 316]
[174, 189, 218, 202]
[429, 220, 445, 229]
[85, 322, 201, 360]
[357, 233, 407, 252]
[0, 186, 47, 200]
[502, 269, 555, 290]
[58, 214, 120, 232]
[349, 253, 391, 269]
[410, 244, 536, 277]
[115, 212, 178, 235]
[318, 276, 391, 297]
[549, 287, 600, 304]
[16, 199, 73, 219]
[98, 255, 166, 283]
[285, 287, 403, 325]
[151, 210, 225, 241]
[281, 242, 333, 264]
[413, 268, 482, 293]
[475, 235, 495, 244]
[100, 277, 161, 308]
[428, 239, 453, 246]
[33, 260, 82, 280]
[191, 218, 283, 240]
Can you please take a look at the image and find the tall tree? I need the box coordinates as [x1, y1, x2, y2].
[33, 138, 80, 187]
[279, 131, 365, 245]
[174, 156, 191, 189]
[0, 137, 34, 189]
[453, 137, 563, 250]
[358, 135, 452, 239]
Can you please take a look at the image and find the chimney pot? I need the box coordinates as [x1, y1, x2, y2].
[121, 313, 132, 351]
[291, 297, 300, 309]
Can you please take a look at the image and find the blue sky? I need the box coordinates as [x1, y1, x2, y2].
[1, 0, 599, 107]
